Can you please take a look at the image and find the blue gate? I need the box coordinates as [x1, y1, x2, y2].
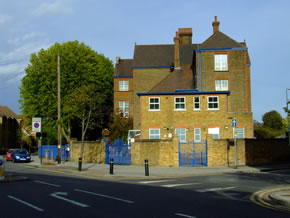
[105, 139, 131, 165]
[38, 145, 70, 160]
[179, 140, 207, 167]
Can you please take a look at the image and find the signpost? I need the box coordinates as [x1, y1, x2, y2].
[232, 118, 238, 169]
[33, 117, 42, 165]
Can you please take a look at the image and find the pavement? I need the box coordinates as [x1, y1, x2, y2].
[2, 155, 290, 213]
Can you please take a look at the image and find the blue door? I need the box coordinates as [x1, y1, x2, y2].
[105, 139, 131, 165]
[179, 140, 207, 167]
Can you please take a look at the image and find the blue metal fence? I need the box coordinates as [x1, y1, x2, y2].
[105, 139, 131, 165]
[38, 145, 70, 160]
[179, 140, 207, 167]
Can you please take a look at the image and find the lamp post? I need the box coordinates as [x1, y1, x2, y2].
[287, 88, 290, 146]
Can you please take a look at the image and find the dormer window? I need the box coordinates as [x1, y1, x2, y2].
[215, 54, 228, 71]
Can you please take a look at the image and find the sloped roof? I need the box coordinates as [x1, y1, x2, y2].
[0, 105, 18, 119]
[114, 59, 133, 77]
[133, 44, 198, 67]
[133, 44, 174, 67]
[149, 69, 194, 93]
[200, 31, 243, 49]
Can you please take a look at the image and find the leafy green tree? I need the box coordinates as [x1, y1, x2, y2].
[109, 112, 133, 141]
[262, 110, 284, 130]
[254, 110, 286, 138]
[19, 41, 113, 144]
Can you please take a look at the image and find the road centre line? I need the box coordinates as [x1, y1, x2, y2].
[8, 195, 44, 212]
[74, 189, 134, 204]
[175, 212, 197, 218]
[138, 180, 176, 184]
[161, 183, 201, 188]
[195, 187, 235, 193]
[34, 180, 61, 187]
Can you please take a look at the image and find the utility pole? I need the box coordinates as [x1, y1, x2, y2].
[57, 54, 61, 164]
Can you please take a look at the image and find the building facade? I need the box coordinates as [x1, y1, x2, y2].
[113, 17, 253, 141]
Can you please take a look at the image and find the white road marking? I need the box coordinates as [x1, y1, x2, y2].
[74, 189, 134, 204]
[50, 192, 89, 207]
[175, 213, 197, 218]
[138, 179, 176, 184]
[34, 180, 61, 187]
[8, 195, 44, 212]
[161, 183, 201, 188]
[195, 187, 235, 193]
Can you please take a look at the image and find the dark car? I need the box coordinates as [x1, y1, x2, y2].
[6, 149, 15, 161]
[11, 149, 31, 163]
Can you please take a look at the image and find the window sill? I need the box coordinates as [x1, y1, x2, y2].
[174, 109, 187, 112]
[207, 108, 219, 111]
[193, 109, 201, 111]
[149, 110, 161, 112]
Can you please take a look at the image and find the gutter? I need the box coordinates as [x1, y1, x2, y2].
[137, 91, 230, 96]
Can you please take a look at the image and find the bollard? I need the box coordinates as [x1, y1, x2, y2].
[0, 156, 4, 181]
[144, 159, 149, 176]
[78, 157, 82, 172]
[110, 158, 114, 174]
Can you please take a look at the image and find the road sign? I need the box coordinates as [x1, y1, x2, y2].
[32, 117, 41, 132]
[232, 119, 237, 127]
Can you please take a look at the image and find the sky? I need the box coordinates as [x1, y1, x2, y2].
[0, 0, 289, 121]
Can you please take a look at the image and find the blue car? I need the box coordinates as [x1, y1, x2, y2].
[11, 149, 31, 163]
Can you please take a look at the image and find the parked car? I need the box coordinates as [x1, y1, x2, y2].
[11, 149, 31, 163]
[6, 149, 15, 161]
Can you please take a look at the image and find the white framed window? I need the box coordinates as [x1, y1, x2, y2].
[193, 96, 200, 110]
[174, 97, 186, 111]
[208, 127, 220, 139]
[215, 80, 228, 91]
[215, 54, 228, 71]
[119, 101, 129, 118]
[149, 97, 160, 111]
[208, 96, 219, 110]
[149, 128, 160, 139]
[194, 128, 201, 142]
[175, 128, 186, 142]
[234, 128, 245, 139]
[119, 80, 129, 91]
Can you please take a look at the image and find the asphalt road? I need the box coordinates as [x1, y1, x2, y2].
[1, 162, 290, 218]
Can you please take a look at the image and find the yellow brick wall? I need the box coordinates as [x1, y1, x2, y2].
[139, 94, 253, 141]
[114, 78, 134, 118]
[70, 140, 105, 163]
[201, 50, 251, 112]
[131, 136, 179, 167]
[207, 136, 246, 167]
[133, 68, 171, 129]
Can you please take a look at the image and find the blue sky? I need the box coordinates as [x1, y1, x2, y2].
[0, 0, 289, 121]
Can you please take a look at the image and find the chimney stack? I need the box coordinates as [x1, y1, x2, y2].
[178, 28, 192, 45]
[212, 16, 220, 34]
[174, 32, 181, 69]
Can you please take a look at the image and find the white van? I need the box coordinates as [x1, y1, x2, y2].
[128, 130, 141, 145]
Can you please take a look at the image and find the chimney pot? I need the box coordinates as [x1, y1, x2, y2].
[212, 16, 220, 34]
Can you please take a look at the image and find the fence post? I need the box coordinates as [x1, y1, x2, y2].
[110, 158, 114, 174]
[144, 159, 149, 176]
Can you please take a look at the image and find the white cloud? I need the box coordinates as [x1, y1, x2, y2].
[32, 1, 74, 16]
[0, 14, 12, 25]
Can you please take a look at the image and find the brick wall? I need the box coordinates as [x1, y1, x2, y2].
[131, 136, 179, 167]
[133, 68, 171, 129]
[207, 136, 246, 167]
[70, 139, 105, 163]
[245, 139, 290, 165]
[139, 94, 253, 141]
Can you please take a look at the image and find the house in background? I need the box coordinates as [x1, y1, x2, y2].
[113, 17, 253, 141]
[0, 105, 19, 153]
